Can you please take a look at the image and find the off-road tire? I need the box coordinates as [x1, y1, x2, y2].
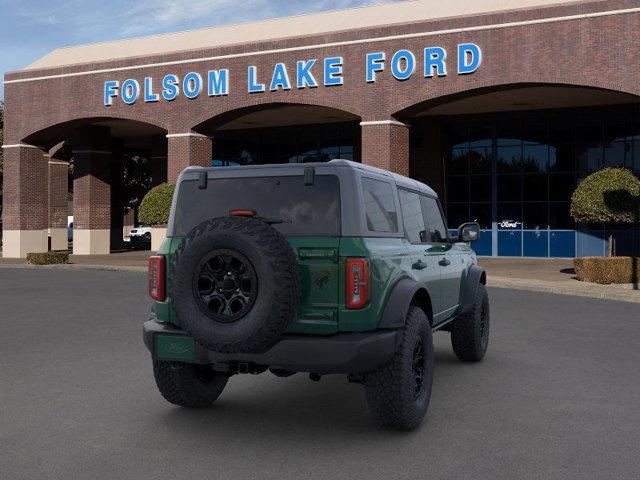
[364, 307, 434, 431]
[169, 216, 300, 354]
[153, 361, 228, 408]
[451, 283, 490, 361]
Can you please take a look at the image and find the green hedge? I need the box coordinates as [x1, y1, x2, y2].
[27, 251, 69, 265]
[574, 256, 640, 284]
[138, 183, 175, 226]
[570, 168, 640, 224]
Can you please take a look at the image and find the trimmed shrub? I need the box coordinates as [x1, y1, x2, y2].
[574, 256, 640, 284]
[27, 251, 70, 265]
[570, 168, 640, 224]
[138, 183, 175, 226]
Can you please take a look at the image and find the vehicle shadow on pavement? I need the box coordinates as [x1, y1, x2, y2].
[148, 347, 462, 437]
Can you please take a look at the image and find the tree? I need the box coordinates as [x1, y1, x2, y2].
[121, 153, 152, 209]
[138, 183, 175, 226]
[570, 167, 640, 256]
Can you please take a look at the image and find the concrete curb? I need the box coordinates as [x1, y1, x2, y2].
[0, 263, 147, 273]
[488, 276, 640, 304]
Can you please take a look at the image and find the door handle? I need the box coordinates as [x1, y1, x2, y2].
[412, 260, 428, 270]
[438, 257, 451, 267]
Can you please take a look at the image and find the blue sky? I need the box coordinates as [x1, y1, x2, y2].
[0, 0, 400, 100]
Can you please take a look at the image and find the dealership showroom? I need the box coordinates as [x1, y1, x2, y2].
[2, 0, 639, 258]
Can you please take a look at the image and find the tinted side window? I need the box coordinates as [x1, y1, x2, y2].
[420, 196, 448, 243]
[361, 177, 398, 233]
[399, 190, 426, 244]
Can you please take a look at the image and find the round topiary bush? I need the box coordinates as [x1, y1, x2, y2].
[138, 183, 175, 226]
[570, 168, 640, 224]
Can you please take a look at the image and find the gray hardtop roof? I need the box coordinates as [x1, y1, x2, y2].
[182, 159, 438, 197]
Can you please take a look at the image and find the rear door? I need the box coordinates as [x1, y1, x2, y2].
[420, 195, 462, 319]
[398, 189, 442, 318]
[288, 237, 341, 335]
[171, 173, 343, 334]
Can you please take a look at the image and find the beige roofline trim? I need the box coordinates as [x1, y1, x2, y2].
[1, 143, 42, 149]
[48, 160, 70, 165]
[360, 120, 409, 127]
[4, 7, 640, 86]
[165, 133, 212, 139]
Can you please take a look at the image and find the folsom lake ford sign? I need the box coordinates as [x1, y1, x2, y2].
[103, 43, 482, 106]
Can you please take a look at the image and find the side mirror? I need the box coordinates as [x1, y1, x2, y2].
[458, 222, 481, 242]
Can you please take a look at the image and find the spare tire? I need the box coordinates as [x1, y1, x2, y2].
[169, 216, 300, 353]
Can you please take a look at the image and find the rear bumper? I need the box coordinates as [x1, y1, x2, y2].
[143, 319, 400, 374]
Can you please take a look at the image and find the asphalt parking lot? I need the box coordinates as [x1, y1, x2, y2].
[1, 268, 639, 480]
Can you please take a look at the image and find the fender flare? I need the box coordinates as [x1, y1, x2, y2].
[461, 265, 487, 314]
[378, 277, 429, 329]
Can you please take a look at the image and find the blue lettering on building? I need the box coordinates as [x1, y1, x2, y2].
[366, 52, 385, 83]
[296, 60, 318, 89]
[424, 47, 447, 77]
[269, 63, 292, 91]
[161, 74, 179, 101]
[208, 69, 229, 96]
[457, 43, 482, 74]
[143, 77, 159, 102]
[323, 57, 344, 86]
[182, 72, 203, 99]
[103, 44, 482, 105]
[390, 50, 416, 81]
[121, 79, 140, 105]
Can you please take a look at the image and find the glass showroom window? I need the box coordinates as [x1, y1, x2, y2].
[213, 123, 359, 166]
[443, 105, 640, 257]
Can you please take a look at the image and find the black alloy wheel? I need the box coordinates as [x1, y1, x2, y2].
[193, 249, 258, 323]
[412, 338, 426, 399]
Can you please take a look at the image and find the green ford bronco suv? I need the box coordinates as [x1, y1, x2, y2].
[144, 160, 489, 430]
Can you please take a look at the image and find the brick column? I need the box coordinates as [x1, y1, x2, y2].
[151, 134, 168, 187]
[1, 144, 49, 258]
[48, 159, 69, 251]
[360, 120, 410, 176]
[71, 126, 112, 255]
[167, 133, 212, 184]
[73, 149, 111, 255]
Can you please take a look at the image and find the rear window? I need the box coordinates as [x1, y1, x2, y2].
[173, 175, 341, 237]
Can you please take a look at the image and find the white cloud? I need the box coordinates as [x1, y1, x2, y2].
[118, 0, 398, 36]
[11, 0, 399, 40]
[0, 0, 400, 97]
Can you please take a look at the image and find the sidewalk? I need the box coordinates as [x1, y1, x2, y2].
[1, 251, 639, 303]
[479, 257, 640, 303]
[0, 250, 149, 272]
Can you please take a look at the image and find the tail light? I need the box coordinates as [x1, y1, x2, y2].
[229, 209, 256, 217]
[346, 258, 370, 309]
[148, 255, 166, 301]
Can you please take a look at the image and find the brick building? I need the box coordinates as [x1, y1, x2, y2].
[2, 0, 640, 257]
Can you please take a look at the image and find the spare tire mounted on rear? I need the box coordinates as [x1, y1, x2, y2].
[169, 216, 300, 354]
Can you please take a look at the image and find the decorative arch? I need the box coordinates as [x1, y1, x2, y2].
[392, 82, 640, 120]
[189, 100, 362, 134]
[21, 115, 168, 150]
